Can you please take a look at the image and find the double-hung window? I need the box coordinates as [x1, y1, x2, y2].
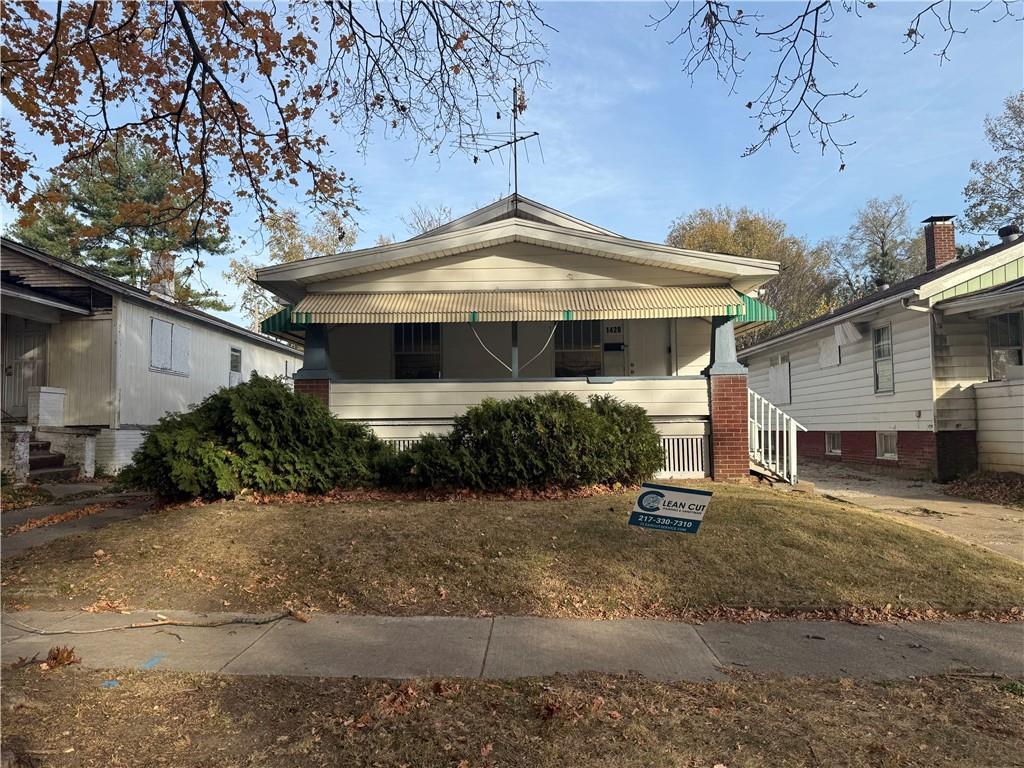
[988, 311, 1023, 381]
[394, 323, 441, 379]
[872, 325, 894, 394]
[554, 320, 602, 377]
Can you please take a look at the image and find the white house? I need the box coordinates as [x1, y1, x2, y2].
[256, 194, 789, 481]
[739, 219, 1024, 480]
[1, 238, 302, 479]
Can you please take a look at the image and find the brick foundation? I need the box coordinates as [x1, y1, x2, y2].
[294, 378, 330, 407]
[795, 429, 977, 480]
[709, 374, 749, 481]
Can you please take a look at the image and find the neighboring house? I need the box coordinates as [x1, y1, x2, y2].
[1, 237, 302, 479]
[256, 194, 785, 481]
[740, 218, 1024, 480]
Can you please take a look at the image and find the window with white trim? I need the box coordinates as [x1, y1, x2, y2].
[768, 352, 791, 404]
[229, 347, 243, 386]
[554, 320, 602, 377]
[150, 318, 191, 376]
[825, 432, 842, 455]
[394, 323, 441, 379]
[988, 311, 1023, 381]
[872, 325, 894, 394]
[876, 431, 898, 460]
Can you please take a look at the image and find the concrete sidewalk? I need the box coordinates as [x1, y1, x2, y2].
[3, 611, 1021, 681]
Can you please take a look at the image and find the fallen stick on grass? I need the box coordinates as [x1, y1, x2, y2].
[4, 608, 308, 635]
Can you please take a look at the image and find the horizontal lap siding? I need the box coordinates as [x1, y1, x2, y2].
[932, 313, 988, 431]
[328, 379, 710, 421]
[976, 381, 1024, 474]
[746, 310, 935, 431]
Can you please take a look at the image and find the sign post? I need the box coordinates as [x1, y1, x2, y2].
[628, 482, 711, 534]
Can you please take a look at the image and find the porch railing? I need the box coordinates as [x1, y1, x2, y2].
[748, 389, 807, 484]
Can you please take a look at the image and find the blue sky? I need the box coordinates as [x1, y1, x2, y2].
[4, 2, 1022, 326]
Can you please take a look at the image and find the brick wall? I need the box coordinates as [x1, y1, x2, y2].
[294, 378, 330, 407]
[798, 430, 938, 478]
[924, 219, 956, 271]
[709, 374, 749, 481]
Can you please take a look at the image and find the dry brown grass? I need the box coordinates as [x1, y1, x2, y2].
[3, 483, 1023, 617]
[2, 667, 1022, 768]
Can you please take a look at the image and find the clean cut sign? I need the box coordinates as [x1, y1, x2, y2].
[628, 483, 712, 534]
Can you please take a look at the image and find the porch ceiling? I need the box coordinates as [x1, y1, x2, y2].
[291, 286, 746, 324]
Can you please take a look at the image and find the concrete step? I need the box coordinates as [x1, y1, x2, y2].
[28, 440, 51, 453]
[28, 451, 66, 470]
[28, 465, 80, 482]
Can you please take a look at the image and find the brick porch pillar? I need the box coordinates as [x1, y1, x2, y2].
[708, 316, 749, 481]
[293, 324, 337, 407]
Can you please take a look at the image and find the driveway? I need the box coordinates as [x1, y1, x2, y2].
[799, 463, 1024, 563]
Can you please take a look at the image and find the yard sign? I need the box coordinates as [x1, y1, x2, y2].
[628, 483, 711, 534]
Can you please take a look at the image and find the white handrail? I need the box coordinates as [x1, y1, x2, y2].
[747, 389, 807, 484]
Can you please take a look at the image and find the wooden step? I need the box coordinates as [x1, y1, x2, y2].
[29, 440, 51, 453]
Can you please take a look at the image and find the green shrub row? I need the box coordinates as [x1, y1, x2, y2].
[122, 376, 665, 499]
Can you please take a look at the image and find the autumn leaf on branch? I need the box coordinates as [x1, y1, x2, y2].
[2, 1, 548, 238]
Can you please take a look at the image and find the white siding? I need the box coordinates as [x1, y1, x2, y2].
[309, 243, 724, 293]
[932, 313, 989, 431]
[975, 380, 1024, 474]
[95, 427, 147, 474]
[115, 298, 301, 426]
[746, 308, 935, 431]
[47, 314, 113, 426]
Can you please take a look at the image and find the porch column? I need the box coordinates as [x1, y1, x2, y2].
[708, 317, 749, 481]
[293, 324, 337, 407]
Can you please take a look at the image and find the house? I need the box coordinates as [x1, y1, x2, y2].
[256, 194, 788, 481]
[1, 237, 302, 479]
[739, 219, 1024, 480]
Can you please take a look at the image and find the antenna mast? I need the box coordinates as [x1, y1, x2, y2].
[480, 82, 538, 213]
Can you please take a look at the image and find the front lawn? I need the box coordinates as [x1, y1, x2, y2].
[4, 483, 1022, 617]
[2, 668, 1022, 767]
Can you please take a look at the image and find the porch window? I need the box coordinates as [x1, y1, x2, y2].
[876, 431, 898, 460]
[872, 324, 894, 394]
[554, 320, 602, 377]
[394, 323, 441, 379]
[988, 311, 1023, 381]
[825, 432, 842, 455]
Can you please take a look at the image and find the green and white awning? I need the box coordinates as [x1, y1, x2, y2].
[288, 287, 762, 324]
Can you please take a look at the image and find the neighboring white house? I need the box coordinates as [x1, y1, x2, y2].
[1, 237, 302, 478]
[256, 194, 786, 481]
[739, 218, 1024, 480]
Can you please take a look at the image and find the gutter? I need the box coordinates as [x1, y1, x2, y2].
[739, 289, 919, 359]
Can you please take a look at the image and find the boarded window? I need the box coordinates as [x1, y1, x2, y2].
[768, 352, 791, 404]
[394, 323, 441, 379]
[876, 431, 898, 459]
[818, 336, 840, 368]
[988, 311, 1023, 381]
[554, 320, 602, 377]
[150, 318, 190, 376]
[872, 325, 894, 394]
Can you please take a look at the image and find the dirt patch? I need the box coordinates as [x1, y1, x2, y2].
[2, 667, 1022, 767]
[3, 483, 1023, 620]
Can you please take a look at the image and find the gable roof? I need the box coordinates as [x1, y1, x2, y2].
[408, 194, 621, 240]
[739, 237, 1024, 358]
[256, 202, 779, 303]
[1, 237, 301, 355]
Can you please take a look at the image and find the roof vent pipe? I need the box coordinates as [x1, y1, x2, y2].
[998, 223, 1021, 244]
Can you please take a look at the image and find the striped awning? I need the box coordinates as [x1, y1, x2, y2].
[291, 287, 748, 324]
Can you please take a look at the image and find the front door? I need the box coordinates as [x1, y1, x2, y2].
[1, 315, 48, 419]
[602, 322, 626, 377]
[627, 319, 670, 376]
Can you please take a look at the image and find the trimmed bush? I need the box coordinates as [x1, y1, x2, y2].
[121, 374, 382, 500]
[386, 392, 664, 491]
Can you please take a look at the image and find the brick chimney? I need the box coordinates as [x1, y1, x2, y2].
[923, 216, 956, 271]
